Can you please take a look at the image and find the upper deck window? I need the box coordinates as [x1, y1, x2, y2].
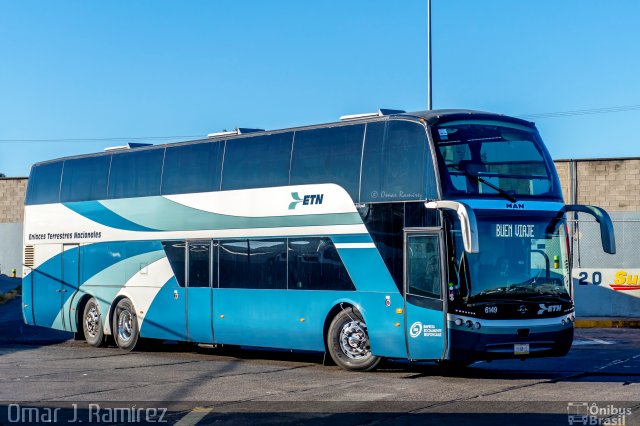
[290, 125, 364, 200]
[222, 132, 292, 191]
[162, 142, 223, 195]
[25, 161, 63, 205]
[432, 120, 562, 200]
[60, 156, 110, 202]
[361, 120, 436, 202]
[108, 148, 164, 199]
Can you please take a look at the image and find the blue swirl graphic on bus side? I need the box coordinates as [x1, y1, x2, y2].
[64, 201, 159, 232]
[63, 197, 362, 232]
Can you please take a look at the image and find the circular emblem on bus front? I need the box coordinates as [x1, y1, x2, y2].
[409, 322, 423, 338]
[518, 305, 528, 315]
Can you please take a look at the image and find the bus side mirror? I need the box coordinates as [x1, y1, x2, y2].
[564, 204, 616, 255]
[425, 200, 479, 253]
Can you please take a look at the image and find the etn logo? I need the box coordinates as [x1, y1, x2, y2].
[289, 192, 324, 210]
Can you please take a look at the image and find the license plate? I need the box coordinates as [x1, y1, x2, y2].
[514, 343, 530, 355]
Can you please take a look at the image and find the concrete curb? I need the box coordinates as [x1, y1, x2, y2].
[575, 318, 640, 328]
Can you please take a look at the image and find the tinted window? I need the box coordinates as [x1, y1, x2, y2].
[222, 133, 292, 190]
[432, 120, 561, 200]
[60, 156, 110, 202]
[361, 120, 429, 202]
[26, 161, 63, 205]
[288, 237, 355, 290]
[162, 241, 186, 287]
[108, 149, 164, 199]
[248, 240, 287, 289]
[407, 235, 442, 299]
[361, 203, 404, 292]
[219, 239, 287, 289]
[290, 125, 364, 200]
[188, 241, 210, 288]
[162, 142, 223, 195]
[219, 240, 248, 288]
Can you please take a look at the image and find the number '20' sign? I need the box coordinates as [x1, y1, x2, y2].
[577, 271, 602, 286]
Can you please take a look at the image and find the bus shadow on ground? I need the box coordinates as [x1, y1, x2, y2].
[0, 297, 73, 352]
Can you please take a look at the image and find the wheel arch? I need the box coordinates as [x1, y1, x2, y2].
[322, 299, 371, 353]
[74, 293, 95, 339]
[108, 291, 136, 336]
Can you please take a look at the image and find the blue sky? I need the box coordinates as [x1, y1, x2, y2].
[1, 0, 639, 176]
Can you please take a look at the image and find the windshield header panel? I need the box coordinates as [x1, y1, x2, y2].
[431, 119, 563, 202]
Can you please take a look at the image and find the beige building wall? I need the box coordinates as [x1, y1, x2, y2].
[555, 158, 640, 211]
[0, 178, 28, 223]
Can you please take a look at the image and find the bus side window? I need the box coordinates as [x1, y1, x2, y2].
[288, 237, 355, 291]
[188, 242, 210, 288]
[290, 125, 364, 201]
[219, 240, 250, 288]
[407, 235, 442, 299]
[108, 148, 164, 199]
[25, 161, 63, 205]
[162, 142, 223, 195]
[60, 156, 110, 202]
[221, 133, 292, 191]
[361, 120, 435, 203]
[162, 241, 186, 287]
[247, 239, 287, 289]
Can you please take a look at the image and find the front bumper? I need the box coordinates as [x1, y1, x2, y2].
[447, 315, 574, 363]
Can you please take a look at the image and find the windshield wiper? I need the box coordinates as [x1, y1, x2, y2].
[461, 170, 518, 203]
[523, 293, 571, 301]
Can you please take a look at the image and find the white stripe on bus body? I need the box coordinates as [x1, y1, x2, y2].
[164, 183, 357, 217]
[112, 257, 173, 333]
[334, 243, 376, 249]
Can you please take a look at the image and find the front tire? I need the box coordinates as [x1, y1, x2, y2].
[113, 298, 139, 351]
[82, 298, 106, 347]
[327, 307, 381, 371]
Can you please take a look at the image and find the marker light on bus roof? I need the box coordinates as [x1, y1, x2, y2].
[104, 142, 153, 152]
[207, 128, 265, 138]
[339, 109, 406, 121]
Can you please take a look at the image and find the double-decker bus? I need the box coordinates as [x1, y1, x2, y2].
[21, 109, 615, 371]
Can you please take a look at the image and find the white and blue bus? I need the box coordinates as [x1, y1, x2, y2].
[21, 109, 615, 371]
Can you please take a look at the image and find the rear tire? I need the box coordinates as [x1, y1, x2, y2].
[113, 298, 139, 351]
[327, 307, 381, 371]
[82, 298, 107, 347]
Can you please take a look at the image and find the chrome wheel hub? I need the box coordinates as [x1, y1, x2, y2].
[84, 306, 100, 337]
[339, 321, 370, 359]
[117, 311, 133, 343]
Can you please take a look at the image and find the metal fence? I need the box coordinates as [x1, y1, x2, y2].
[570, 212, 640, 269]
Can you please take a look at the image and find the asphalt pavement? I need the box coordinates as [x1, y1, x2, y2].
[0, 295, 639, 425]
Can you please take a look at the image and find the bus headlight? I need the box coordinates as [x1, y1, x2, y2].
[474, 322, 481, 330]
[465, 320, 473, 328]
[454, 318, 463, 326]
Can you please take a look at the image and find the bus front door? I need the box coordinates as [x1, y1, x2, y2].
[186, 241, 214, 344]
[404, 231, 446, 360]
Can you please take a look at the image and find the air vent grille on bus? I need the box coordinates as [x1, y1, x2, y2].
[24, 245, 35, 269]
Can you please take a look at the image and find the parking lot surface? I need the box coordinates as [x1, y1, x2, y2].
[1, 297, 639, 425]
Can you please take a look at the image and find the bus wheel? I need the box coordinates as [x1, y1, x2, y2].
[113, 298, 139, 351]
[82, 298, 106, 347]
[327, 308, 381, 371]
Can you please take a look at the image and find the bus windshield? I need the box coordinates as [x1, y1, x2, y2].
[449, 214, 570, 301]
[432, 120, 561, 200]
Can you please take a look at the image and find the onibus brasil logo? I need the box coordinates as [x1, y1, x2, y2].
[289, 192, 324, 210]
